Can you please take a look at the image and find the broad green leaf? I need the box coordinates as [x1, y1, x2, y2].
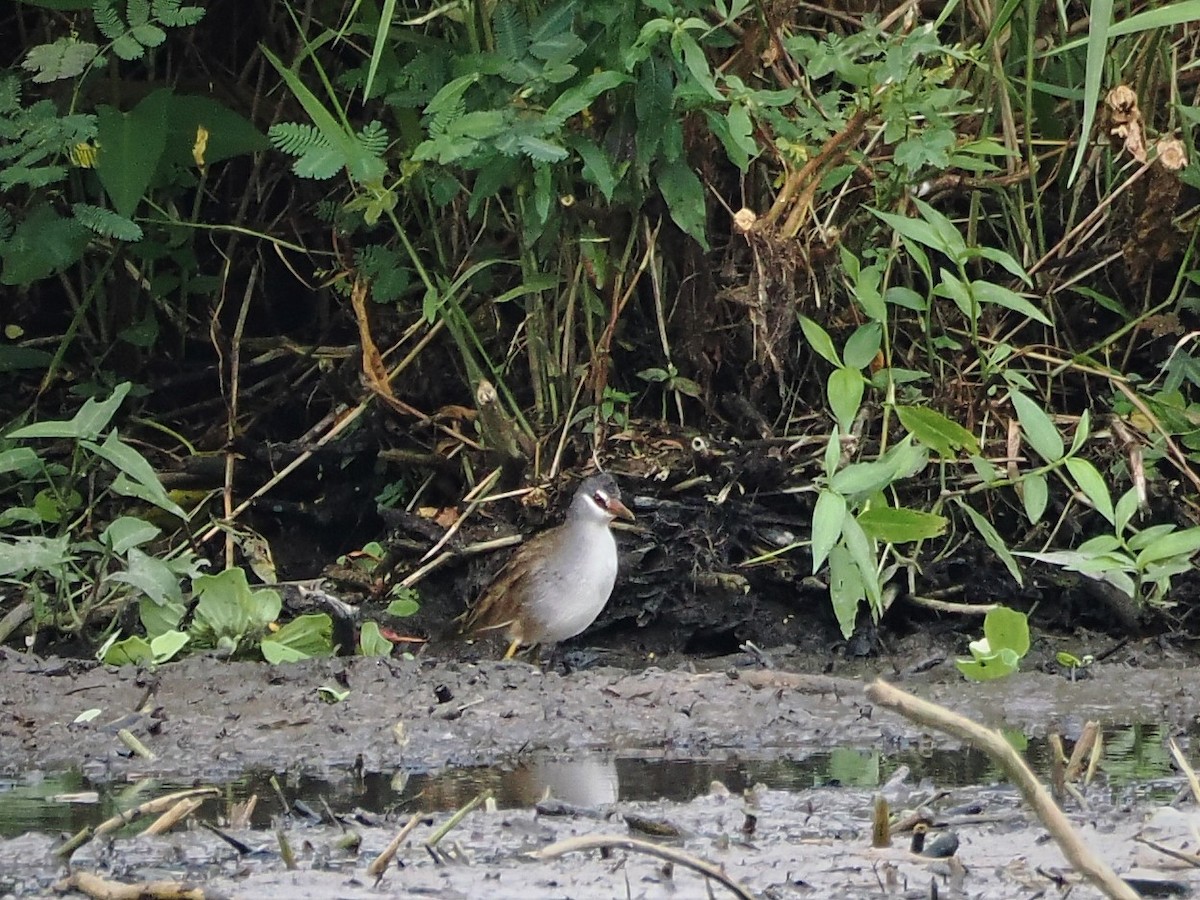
[811, 489, 846, 572]
[1010, 390, 1064, 462]
[101, 516, 160, 554]
[843, 323, 882, 370]
[85, 431, 186, 518]
[9, 382, 130, 440]
[359, 621, 394, 657]
[828, 367, 865, 431]
[1021, 472, 1049, 524]
[842, 513, 882, 613]
[896, 405, 979, 456]
[139, 593, 186, 637]
[857, 506, 947, 543]
[0, 534, 73, 577]
[982, 606, 1030, 657]
[799, 316, 842, 367]
[191, 568, 281, 650]
[386, 594, 420, 618]
[149, 630, 189, 663]
[262, 613, 334, 663]
[102, 635, 153, 666]
[0, 447, 39, 475]
[656, 157, 709, 248]
[96, 90, 171, 218]
[828, 544, 864, 640]
[544, 71, 631, 127]
[1135, 527, 1200, 567]
[956, 500, 1023, 585]
[871, 206, 959, 258]
[975, 245, 1033, 285]
[910, 198, 968, 259]
[1065, 457, 1114, 524]
[956, 647, 1020, 681]
[674, 30, 722, 101]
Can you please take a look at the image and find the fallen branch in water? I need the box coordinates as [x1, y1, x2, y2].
[865, 679, 1139, 900]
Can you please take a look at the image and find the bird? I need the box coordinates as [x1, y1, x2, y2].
[457, 473, 634, 659]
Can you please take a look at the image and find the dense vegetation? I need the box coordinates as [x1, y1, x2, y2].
[3, 0, 1200, 664]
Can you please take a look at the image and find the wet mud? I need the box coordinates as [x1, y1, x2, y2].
[3, 641, 1200, 897]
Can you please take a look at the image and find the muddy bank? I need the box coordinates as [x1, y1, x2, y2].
[1, 641, 1198, 784]
[3, 771, 1196, 899]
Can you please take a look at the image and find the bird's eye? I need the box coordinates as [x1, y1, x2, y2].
[592, 491, 607, 506]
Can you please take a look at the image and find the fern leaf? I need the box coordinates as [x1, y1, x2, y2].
[127, 0, 150, 27]
[22, 38, 100, 84]
[269, 122, 330, 156]
[357, 120, 388, 157]
[492, 2, 528, 62]
[93, 0, 126, 41]
[152, 0, 204, 26]
[71, 203, 143, 241]
[516, 135, 568, 163]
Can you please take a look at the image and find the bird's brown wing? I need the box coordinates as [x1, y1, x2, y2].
[455, 529, 558, 637]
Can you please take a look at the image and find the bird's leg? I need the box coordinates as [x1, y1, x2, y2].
[503, 638, 521, 660]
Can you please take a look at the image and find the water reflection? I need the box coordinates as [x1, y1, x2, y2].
[0, 722, 1185, 838]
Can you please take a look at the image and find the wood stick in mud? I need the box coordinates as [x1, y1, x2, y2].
[56, 787, 220, 859]
[530, 834, 755, 900]
[367, 812, 423, 878]
[864, 680, 1139, 900]
[53, 870, 216, 900]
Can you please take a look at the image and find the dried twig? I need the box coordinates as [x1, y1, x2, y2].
[865, 680, 1139, 900]
[529, 834, 755, 900]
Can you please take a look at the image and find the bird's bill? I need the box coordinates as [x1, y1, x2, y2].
[606, 498, 635, 521]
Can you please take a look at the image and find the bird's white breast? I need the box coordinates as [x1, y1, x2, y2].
[523, 521, 618, 643]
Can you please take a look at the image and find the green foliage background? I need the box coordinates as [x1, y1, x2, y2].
[5, 0, 1200, 651]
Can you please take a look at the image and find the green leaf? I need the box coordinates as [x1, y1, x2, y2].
[857, 506, 947, 543]
[0, 204, 90, 286]
[571, 136, 619, 201]
[655, 157, 708, 249]
[843, 323, 881, 370]
[1021, 472, 1049, 525]
[262, 613, 334, 663]
[0, 534, 73, 577]
[983, 605, 1030, 657]
[101, 516, 160, 553]
[1065, 457, 1115, 524]
[674, 30, 722, 101]
[260, 45, 385, 185]
[96, 89, 171, 218]
[139, 591, 186, 637]
[318, 685, 350, 703]
[9, 382, 130, 439]
[956, 500, 1023, 586]
[970, 280, 1051, 326]
[166, 95, 269, 167]
[359, 621, 394, 657]
[828, 367, 865, 431]
[1134, 527, 1200, 568]
[1009, 390, 1064, 463]
[386, 594, 420, 617]
[799, 316, 842, 367]
[102, 635, 153, 666]
[956, 647, 1020, 681]
[21, 37, 99, 82]
[895, 405, 979, 456]
[544, 71, 631, 128]
[190, 568, 281, 652]
[1114, 487, 1139, 534]
[871, 205, 962, 259]
[828, 544, 863, 640]
[84, 430, 186, 518]
[811, 489, 845, 572]
[149, 630, 189, 663]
